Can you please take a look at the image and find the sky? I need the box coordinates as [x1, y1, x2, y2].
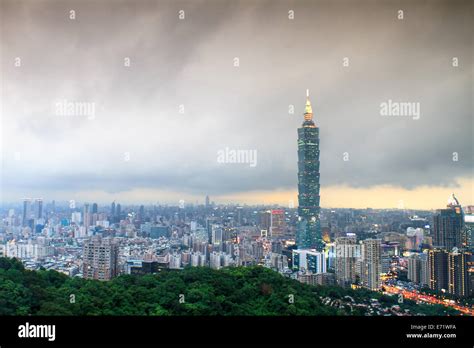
[0, 0, 473, 209]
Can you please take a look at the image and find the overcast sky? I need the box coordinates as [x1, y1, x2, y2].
[1, 0, 472, 209]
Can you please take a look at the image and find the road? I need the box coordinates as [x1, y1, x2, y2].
[383, 285, 474, 316]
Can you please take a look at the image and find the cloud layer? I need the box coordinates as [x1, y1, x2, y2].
[1, 0, 472, 206]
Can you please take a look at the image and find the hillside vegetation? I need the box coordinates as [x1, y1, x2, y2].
[0, 257, 459, 316]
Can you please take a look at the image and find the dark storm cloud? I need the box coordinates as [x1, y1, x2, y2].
[1, 0, 472, 200]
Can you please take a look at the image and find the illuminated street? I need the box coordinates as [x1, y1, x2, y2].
[383, 284, 474, 316]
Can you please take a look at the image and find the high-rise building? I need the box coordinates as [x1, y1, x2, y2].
[428, 248, 471, 297]
[252, 241, 264, 262]
[448, 250, 471, 297]
[83, 203, 90, 232]
[361, 239, 382, 290]
[82, 237, 119, 281]
[35, 198, 43, 219]
[292, 249, 326, 274]
[22, 198, 32, 227]
[270, 209, 286, 238]
[116, 203, 122, 221]
[211, 224, 223, 245]
[205, 195, 210, 209]
[258, 210, 271, 232]
[92, 203, 98, 214]
[206, 217, 216, 244]
[71, 211, 82, 224]
[381, 248, 392, 274]
[335, 234, 359, 287]
[210, 251, 223, 269]
[408, 252, 429, 286]
[296, 91, 322, 250]
[428, 249, 449, 292]
[433, 194, 464, 250]
[236, 206, 243, 226]
[111, 202, 116, 219]
[462, 213, 474, 251]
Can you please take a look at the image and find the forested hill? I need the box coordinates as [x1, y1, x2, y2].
[0, 257, 458, 316]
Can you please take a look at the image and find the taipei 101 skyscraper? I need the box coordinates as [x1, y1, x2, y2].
[296, 90, 323, 250]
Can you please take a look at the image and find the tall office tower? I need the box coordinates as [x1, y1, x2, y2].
[296, 91, 322, 250]
[236, 206, 243, 226]
[211, 224, 223, 245]
[82, 237, 119, 281]
[433, 193, 464, 250]
[83, 203, 90, 232]
[258, 210, 271, 233]
[429, 248, 471, 297]
[205, 195, 210, 209]
[334, 234, 359, 287]
[419, 253, 430, 286]
[462, 213, 474, 251]
[448, 250, 471, 297]
[116, 203, 121, 221]
[408, 253, 429, 286]
[381, 252, 391, 274]
[270, 209, 286, 238]
[428, 249, 449, 292]
[139, 205, 145, 220]
[111, 201, 116, 219]
[35, 198, 43, 219]
[361, 239, 382, 290]
[407, 253, 421, 284]
[22, 198, 32, 226]
[92, 203, 98, 214]
[206, 217, 216, 244]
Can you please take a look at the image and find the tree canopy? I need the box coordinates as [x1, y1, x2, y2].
[0, 257, 459, 316]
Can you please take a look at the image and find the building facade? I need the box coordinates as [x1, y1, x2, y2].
[361, 239, 382, 290]
[82, 237, 119, 281]
[433, 194, 464, 250]
[296, 92, 322, 250]
[292, 249, 326, 274]
[407, 252, 429, 286]
[334, 234, 359, 287]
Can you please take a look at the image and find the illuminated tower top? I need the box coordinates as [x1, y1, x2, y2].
[303, 89, 316, 128]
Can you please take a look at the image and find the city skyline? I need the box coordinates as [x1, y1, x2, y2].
[0, 2, 473, 345]
[1, 0, 472, 210]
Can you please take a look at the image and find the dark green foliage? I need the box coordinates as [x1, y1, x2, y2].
[0, 257, 460, 316]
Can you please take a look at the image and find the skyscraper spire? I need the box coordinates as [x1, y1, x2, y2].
[303, 89, 315, 127]
[305, 89, 313, 115]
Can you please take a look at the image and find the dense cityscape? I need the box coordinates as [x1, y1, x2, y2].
[1, 95, 472, 316]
